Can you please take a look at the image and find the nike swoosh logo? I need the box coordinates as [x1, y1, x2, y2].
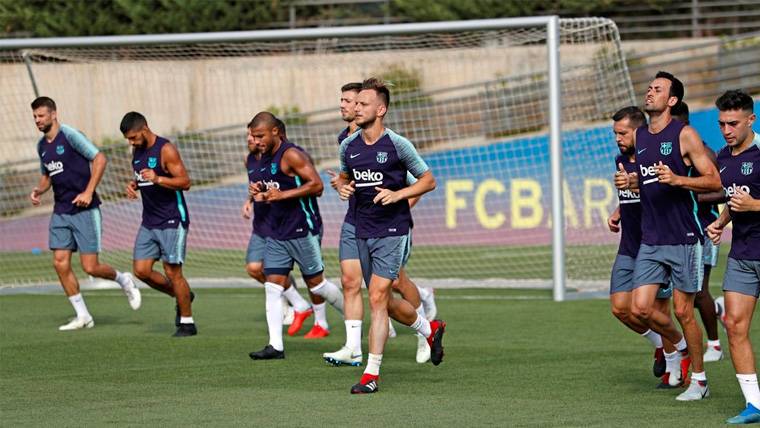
[720, 167, 727, 173]
[248, 169, 254, 174]
[351, 354, 362, 359]
[260, 168, 266, 171]
[134, 160, 141, 164]
[637, 148, 647, 154]
[350, 153, 360, 159]
[41, 152, 46, 157]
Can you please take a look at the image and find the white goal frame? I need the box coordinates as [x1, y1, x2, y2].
[0, 17, 566, 301]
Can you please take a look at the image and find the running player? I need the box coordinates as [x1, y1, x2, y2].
[706, 89, 760, 424]
[618, 71, 722, 401]
[30, 97, 140, 330]
[247, 111, 343, 360]
[335, 78, 445, 394]
[121, 112, 196, 337]
[609, 106, 681, 387]
[672, 101, 725, 363]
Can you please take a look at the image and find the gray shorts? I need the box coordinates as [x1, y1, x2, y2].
[133, 225, 187, 265]
[49, 208, 101, 254]
[633, 243, 703, 294]
[703, 239, 720, 267]
[723, 257, 760, 298]
[357, 235, 410, 286]
[339, 222, 360, 261]
[263, 233, 324, 279]
[246, 233, 266, 264]
[612, 254, 672, 298]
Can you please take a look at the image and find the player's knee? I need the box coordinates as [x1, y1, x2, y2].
[133, 266, 152, 282]
[341, 273, 361, 292]
[631, 303, 651, 321]
[81, 262, 99, 276]
[724, 314, 745, 338]
[611, 306, 631, 322]
[246, 263, 264, 280]
[52, 256, 71, 273]
[673, 305, 694, 323]
[368, 289, 389, 309]
[390, 279, 402, 291]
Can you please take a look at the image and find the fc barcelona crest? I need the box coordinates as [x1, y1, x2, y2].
[56, 145, 64, 155]
[660, 142, 672, 156]
[148, 157, 158, 168]
[270, 162, 278, 174]
[376, 151, 388, 164]
[742, 162, 753, 176]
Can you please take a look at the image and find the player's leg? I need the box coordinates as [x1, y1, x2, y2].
[672, 243, 709, 401]
[157, 225, 195, 337]
[696, 240, 722, 362]
[74, 208, 140, 310]
[323, 223, 364, 366]
[132, 227, 174, 296]
[723, 258, 760, 424]
[304, 274, 331, 338]
[49, 213, 94, 330]
[245, 233, 295, 325]
[293, 233, 343, 337]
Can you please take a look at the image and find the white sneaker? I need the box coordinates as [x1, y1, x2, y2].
[668, 353, 684, 387]
[59, 316, 94, 331]
[282, 304, 295, 326]
[416, 333, 431, 363]
[323, 346, 362, 366]
[422, 287, 437, 321]
[119, 272, 141, 310]
[676, 379, 710, 401]
[388, 319, 397, 339]
[703, 345, 723, 362]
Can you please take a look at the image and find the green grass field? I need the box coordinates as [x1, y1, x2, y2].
[0, 244, 688, 285]
[0, 287, 754, 426]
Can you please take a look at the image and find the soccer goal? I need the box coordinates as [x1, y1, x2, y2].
[0, 17, 635, 301]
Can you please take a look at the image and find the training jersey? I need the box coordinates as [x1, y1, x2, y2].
[340, 128, 428, 239]
[615, 155, 642, 257]
[717, 132, 760, 260]
[338, 127, 358, 226]
[37, 124, 101, 215]
[132, 136, 189, 230]
[635, 119, 702, 245]
[246, 151, 272, 238]
[260, 140, 321, 240]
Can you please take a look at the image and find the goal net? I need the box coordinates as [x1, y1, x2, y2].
[0, 18, 635, 293]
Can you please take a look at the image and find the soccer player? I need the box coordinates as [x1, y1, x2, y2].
[335, 78, 446, 394]
[29, 97, 140, 330]
[706, 89, 760, 424]
[324, 82, 436, 366]
[672, 101, 725, 363]
[617, 71, 722, 401]
[121, 112, 196, 337]
[247, 111, 343, 360]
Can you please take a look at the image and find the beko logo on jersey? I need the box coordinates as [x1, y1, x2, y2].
[724, 183, 751, 197]
[618, 189, 640, 199]
[263, 180, 281, 190]
[353, 169, 384, 187]
[639, 163, 660, 185]
[134, 170, 153, 187]
[45, 160, 64, 176]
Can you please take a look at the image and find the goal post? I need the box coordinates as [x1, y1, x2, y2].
[0, 17, 634, 301]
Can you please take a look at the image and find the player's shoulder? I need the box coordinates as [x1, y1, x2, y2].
[340, 129, 361, 146]
[614, 154, 625, 165]
[716, 144, 732, 160]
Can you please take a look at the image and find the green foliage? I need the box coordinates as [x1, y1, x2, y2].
[265, 104, 307, 125]
[376, 65, 429, 106]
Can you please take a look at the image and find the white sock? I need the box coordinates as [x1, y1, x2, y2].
[345, 320, 362, 354]
[282, 285, 310, 312]
[68, 293, 91, 320]
[180, 316, 194, 324]
[310, 280, 344, 313]
[737, 374, 760, 409]
[313, 302, 328, 330]
[264, 282, 285, 351]
[417, 285, 431, 300]
[416, 304, 426, 319]
[410, 314, 431, 338]
[641, 329, 663, 348]
[707, 339, 721, 349]
[692, 371, 707, 382]
[665, 350, 680, 374]
[364, 353, 382, 376]
[675, 336, 688, 353]
[114, 271, 127, 287]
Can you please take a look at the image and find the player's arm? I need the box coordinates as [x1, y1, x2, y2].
[336, 139, 355, 200]
[264, 148, 323, 202]
[142, 143, 191, 190]
[706, 206, 731, 244]
[406, 172, 421, 208]
[697, 191, 726, 204]
[607, 205, 621, 233]
[728, 187, 760, 212]
[375, 136, 436, 205]
[656, 126, 721, 192]
[30, 174, 51, 205]
[62, 125, 106, 207]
